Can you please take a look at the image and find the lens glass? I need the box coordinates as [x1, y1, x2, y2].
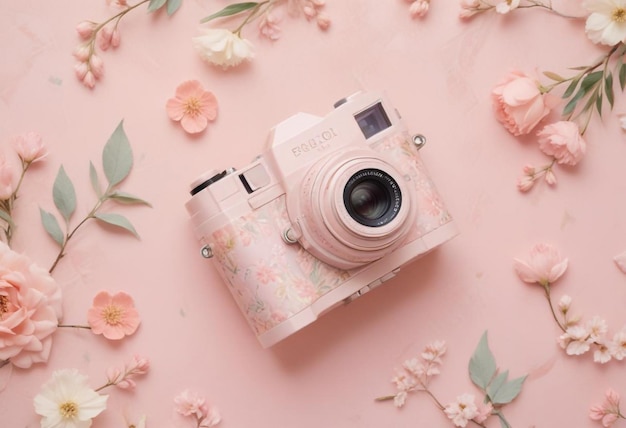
[343, 169, 401, 227]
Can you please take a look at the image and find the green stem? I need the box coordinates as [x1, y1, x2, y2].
[57, 324, 92, 330]
[2, 161, 31, 246]
[543, 283, 567, 333]
[234, 1, 271, 35]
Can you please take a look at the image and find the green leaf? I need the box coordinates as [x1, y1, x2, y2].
[563, 86, 588, 116]
[200, 2, 259, 23]
[468, 331, 497, 391]
[562, 77, 580, 99]
[490, 375, 527, 405]
[108, 191, 152, 207]
[619, 63, 626, 90]
[486, 370, 508, 402]
[89, 161, 102, 197]
[543, 71, 565, 82]
[148, 0, 167, 12]
[94, 212, 139, 238]
[581, 71, 603, 91]
[0, 209, 14, 228]
[53, 166, 76, 223]
[102, 120, 133, 187]
[497, 413, 512, 428]
[166, 0, 182, 15]
[596, 92, 603, 116]
[606, 72, 615, 108]
[40, 208, 64, 246]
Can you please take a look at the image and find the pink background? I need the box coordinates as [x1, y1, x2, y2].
[2, 0, 626, 426]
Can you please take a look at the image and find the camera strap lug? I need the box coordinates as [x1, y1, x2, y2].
[200, 245, 213, 258]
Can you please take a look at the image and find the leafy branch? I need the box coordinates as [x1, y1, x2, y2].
[40, 121, 150, 273]
[542, 43, 626, 133]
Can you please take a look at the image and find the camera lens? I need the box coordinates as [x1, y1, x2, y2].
[343, 169, 401, 227]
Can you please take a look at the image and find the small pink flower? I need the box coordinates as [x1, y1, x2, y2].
[394, 391, 407, 408]
[259, 12, 282, 40]
[98, 27, 114, 51]
[76, 21, 97, 40]
[513, 243, 568, 286]
[590, 389, 621, 427]
[316, 12, 331, 30]
[559, 325, 591, 355]
[421, 340, 446, 363]
[166, 80, 218, 134]
[444, 393, 479, 427]
[474, 402, 493, 423]
[0, 154, 15, 200]
[0, 242, 62, 368]
[106, 354, 150, 390]
[409, 0, 430, 18]
[611, 330, 626, 360]
[496, 0, 520, 14]
[11, 131, 47, 163]
[517, 175, 535, 192]
[459, 0, 482, 18]
[492, 70, 552, 136]
[87, 291, 140, 340]
[255, 264, 278, 284]
[544, 169, 557, 185]
[537, 121, 586, 166]
[174, 390, 221, 427]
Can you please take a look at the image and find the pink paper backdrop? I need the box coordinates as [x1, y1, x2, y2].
[2, 1, 626, 427]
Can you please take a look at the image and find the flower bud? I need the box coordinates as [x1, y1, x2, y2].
[74, 62, 89, 80]
[517, 175, 534, 192]
[98, 27, 113, 51]
[82, 71, 96, 89]
[545, 169, 557, 185]
[111, 28, 121, 48]
[316, 12, 331, 30]
[89, 54, 104, 78]
[73, 44, 90, 61]
[76, 21, 97, 40]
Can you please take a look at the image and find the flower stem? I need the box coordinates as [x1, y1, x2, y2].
[233, 0, 271, 35]
[57, 324, 92, 330]
[543, 283, 567, 333]
[1, 161, 32, 246]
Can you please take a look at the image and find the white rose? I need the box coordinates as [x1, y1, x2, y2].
[193, 29, 254, 69]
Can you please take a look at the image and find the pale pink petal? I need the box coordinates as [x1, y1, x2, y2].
[513, 259, 541, 283]
[166, 98, 186, 121]
[181, 114, 209, 134]
[614, 251, 626, 273]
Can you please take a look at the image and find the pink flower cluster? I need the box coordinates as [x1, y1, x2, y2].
[390, 340, 447, 407]
[590, 389, 624, 427]
[444, 393, 492, 428]
[295, 0, 331, 31]
[491, 70, 587, 192]
[105, 354, 150, 390]
[174, 389, 221, 427]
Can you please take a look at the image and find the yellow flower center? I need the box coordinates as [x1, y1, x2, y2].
[102, 304, 123, 325]
[184, 97, 202, 117]
[59, 401, 79, 419]
[613, 7, 626, 22]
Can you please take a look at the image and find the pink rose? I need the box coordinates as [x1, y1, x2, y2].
[537, 121, 586, 166]
[0, 242, 62, 368]
[492, 70, 552, 136]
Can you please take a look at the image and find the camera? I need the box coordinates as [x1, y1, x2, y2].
[185, 91, 457, 347]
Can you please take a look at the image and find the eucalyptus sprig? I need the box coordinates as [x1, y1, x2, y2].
[200, 1, 270, 35]
[541, 43, 626, 133]
[40, 120, 150, 273]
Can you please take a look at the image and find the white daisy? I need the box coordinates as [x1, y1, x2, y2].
[34, 369, 108, 428]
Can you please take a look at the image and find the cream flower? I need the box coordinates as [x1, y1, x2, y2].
[584, 0, 626, 45]
[193, 29, 254, 69]
[34, 369, 108, 428]
[496, 0, 520, 14]
[444, 393, 479, 427]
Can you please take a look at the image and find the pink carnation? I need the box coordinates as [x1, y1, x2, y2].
[0, 242, 62, 368]
[537, 121, 586, 166]
[492, 70, 552, 136]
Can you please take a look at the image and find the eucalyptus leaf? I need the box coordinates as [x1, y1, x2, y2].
[102, 120, 133, 187]
[40, 208, 64, 246]
[53, 166, 76, 223]
[0, 209, 14, 228]
[200, 2, 259, 23]
[148, 0, 167, 12]
[166, 0, 182, 15]
[108, 191, 152, 207]
[596, 92, 603, 116]
[619, 63, 626, 90]
[490, 375, 527, 405]
[469, 331, 497, 391]
[89, 161, 102, 197]
[563, 86, 588, 116]
[94, 212, 139, 238]
[498, 413, 512, 428]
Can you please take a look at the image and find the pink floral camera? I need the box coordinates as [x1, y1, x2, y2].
[186, 91, 457, 347]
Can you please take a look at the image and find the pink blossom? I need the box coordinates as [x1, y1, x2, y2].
[409, 0, 430, 18]
[106, 354, 150, 390]
[394, 391, 407, 408]
[544, 169, 557, 185]
[496, 0, 520, 14]
[89, 54, 104, 79]
[0, 154, 15, 200]
[73, 44, 90, 61]
[492, 70, 552, 136]
[98, 27, 114, 51]
[475, 402, 493, 423]
[594, 340, 613, 364]
[459, 0, 482, 18]
[166, 80, 218, 134]
[259, 12, 282, 40]
[537, 121, 586, 166]
[516, 175, 535, 192]
[87, 291, 140, 340]
[559, 325, 591, 355]
[76, 21, 97, 39]
[444, 393, 479, 427]
[558, 295, 572, 314]
[513, 243, 568, 286]
[256, 264, 278, 284]
[0, 242, 62, 368]
[174, 390, 221, 427]
[587, 316, 608, 341]
[11, 131, 47, 163]
[421, 340, 446, 363]
[316, 12, 331, 30]
[610, 330, 626, 360]
[590, 389, 621, 427]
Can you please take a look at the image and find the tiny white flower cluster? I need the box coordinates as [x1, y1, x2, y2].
[557, 295, 626, 364]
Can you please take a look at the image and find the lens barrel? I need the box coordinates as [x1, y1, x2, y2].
[343, 169, 401, 227]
